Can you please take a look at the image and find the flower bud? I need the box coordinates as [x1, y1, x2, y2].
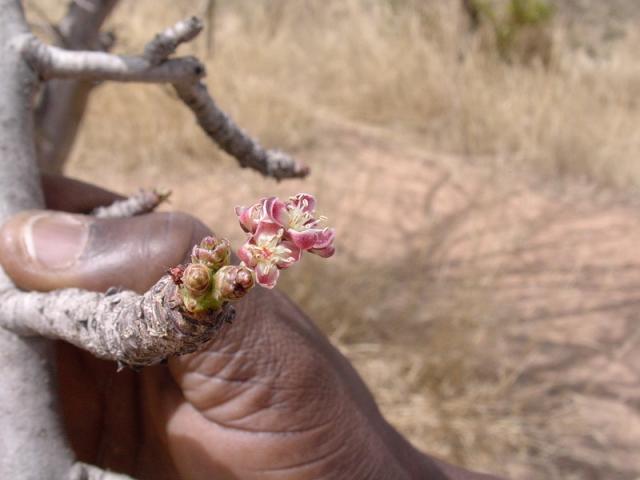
[191, 236, 231, 270]
[182, 263, 211, 298]
[214, 265, 255, 301]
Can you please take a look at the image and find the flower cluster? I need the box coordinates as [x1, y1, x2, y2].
[236, 193, 335, 288]
[170, 193, 335, 317]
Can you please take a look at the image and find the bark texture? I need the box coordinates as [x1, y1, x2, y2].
[0, 277, 234, 368]
[0, 2, 75, 478]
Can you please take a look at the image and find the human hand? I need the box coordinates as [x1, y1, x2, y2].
[0, 175, 499, 480]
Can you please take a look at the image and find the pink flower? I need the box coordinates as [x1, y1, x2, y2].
[237, 222, 301, 288]
[235, 201, 264, 234]
[308, 228, 336, 257]
[263, 194, 336, 256]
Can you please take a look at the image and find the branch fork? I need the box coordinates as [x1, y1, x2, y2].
[23, 15, 309, 180]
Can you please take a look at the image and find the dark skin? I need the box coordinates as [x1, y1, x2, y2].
[0, 175, 502, 479]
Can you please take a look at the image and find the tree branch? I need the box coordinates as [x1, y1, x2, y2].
[30, 14, 310, 180]
[23, 36, 205, 83]
[144, 16, 309, 179]
[91, 188, 169, 218]
[144, 15, 203, 64]
[0, 276, 234, 368]
[175, 82, 310, 180]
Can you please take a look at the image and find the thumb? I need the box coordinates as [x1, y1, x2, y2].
[0, 210, 211, 294]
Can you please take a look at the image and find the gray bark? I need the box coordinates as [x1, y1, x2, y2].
[23, 37, 205, 83]
[0, 1, 74, 478]
[0, 2, 138, 478]
[0, 277, 234, 368]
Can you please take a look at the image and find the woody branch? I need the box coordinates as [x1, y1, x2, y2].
[23, 16, 309, 179]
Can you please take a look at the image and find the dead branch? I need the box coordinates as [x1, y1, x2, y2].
[91, 188, 170, 218]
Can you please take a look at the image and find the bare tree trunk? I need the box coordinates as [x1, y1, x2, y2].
[0, 2, 77, 477]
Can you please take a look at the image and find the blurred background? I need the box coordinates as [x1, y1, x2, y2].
[26, 1, 640, 478]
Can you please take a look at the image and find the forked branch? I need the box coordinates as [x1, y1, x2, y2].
[23, 37, 205, 83]
[23, 16, 309, 180]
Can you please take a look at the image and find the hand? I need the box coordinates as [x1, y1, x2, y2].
[0, 175, 500, 480]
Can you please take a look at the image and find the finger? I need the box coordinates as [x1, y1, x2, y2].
[42, 173, 124, 213]
[0, 210, 210, 293]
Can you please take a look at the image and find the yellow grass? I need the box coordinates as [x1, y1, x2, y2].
[25, 1, 640, 478]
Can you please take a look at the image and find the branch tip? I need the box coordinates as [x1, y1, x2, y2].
[144, 16, 204, 65]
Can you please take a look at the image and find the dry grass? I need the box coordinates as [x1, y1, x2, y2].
[30, 0, 639, 187]
[25, 1, 640, 478]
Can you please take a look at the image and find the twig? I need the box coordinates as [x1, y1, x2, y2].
[175, 82, 310, 180]
[0, 276, 234, 368]
[145, 16, 309, 179]
[144, 16, 203, 65]
[92, 189, 170, 218]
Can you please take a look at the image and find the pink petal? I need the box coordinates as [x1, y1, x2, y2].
[312, 228, 335, 249]
[237, 243, 257, 267]
[254, 221, 282, 244]
[309, 244, 335, 258]
[255, 262, 279, 289]
[290, 193, 316, 213]
[288, 228, 318, 250]
[235, 204, 260, 233]
[263, 196, 289, 226]
[276, 241, 302, 269]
